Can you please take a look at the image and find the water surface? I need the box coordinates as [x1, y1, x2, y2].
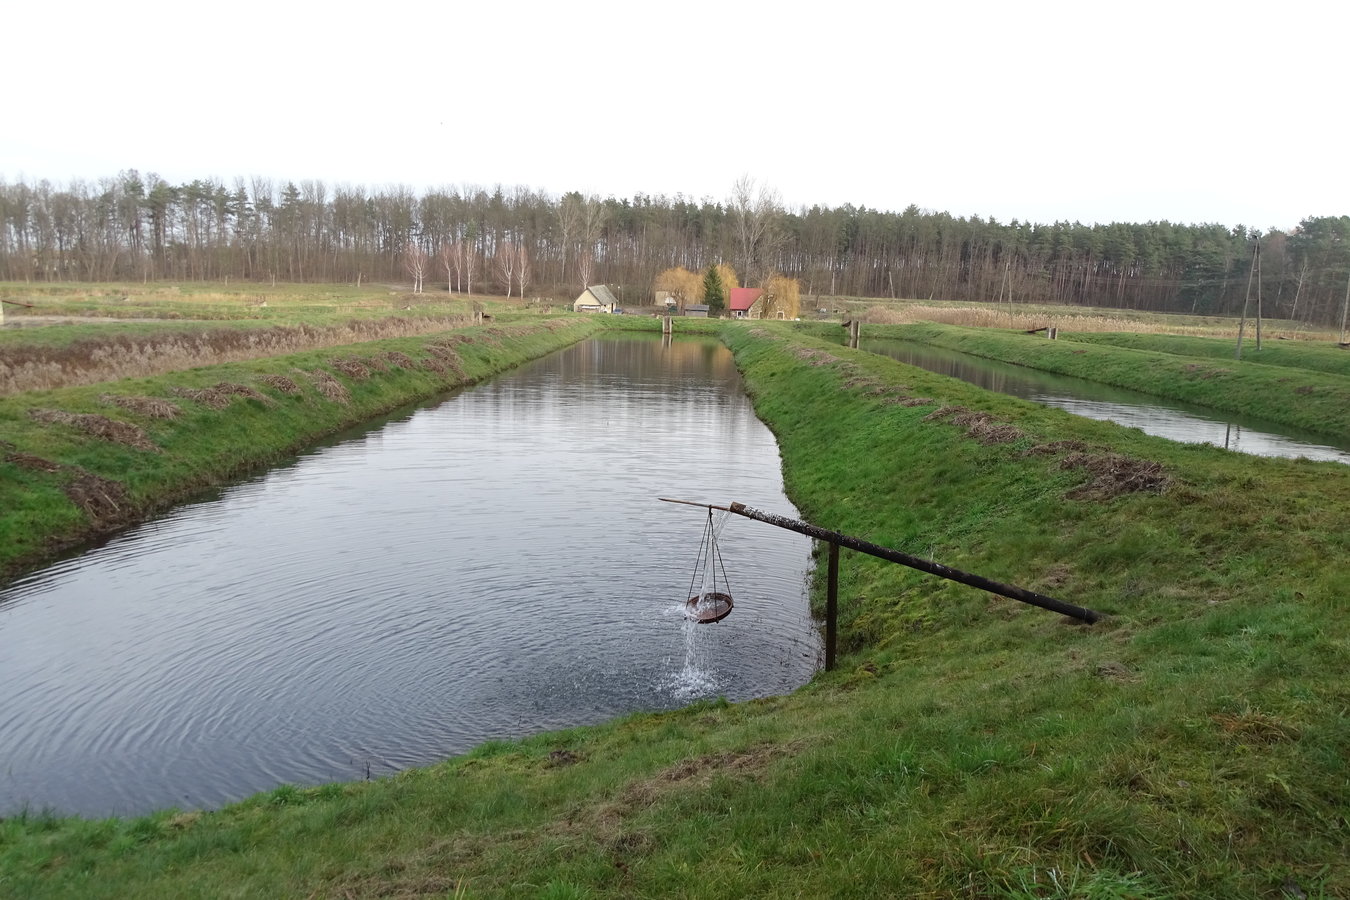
[861, 338, 1350, 464]
[0, 335, 818, 817]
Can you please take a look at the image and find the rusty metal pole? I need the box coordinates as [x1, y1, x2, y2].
[727, 502, 1100, 624]
[826, 542, 839, 671]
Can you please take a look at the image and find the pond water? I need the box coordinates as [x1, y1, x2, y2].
[0, 334, 819, 818]
[860, 338, 1350, 465]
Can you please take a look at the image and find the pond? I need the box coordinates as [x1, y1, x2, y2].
[0, 334, 819, 818]
[860, 338, 1350, 465]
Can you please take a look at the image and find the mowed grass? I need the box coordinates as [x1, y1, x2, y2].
[3, 322, 1347, 898]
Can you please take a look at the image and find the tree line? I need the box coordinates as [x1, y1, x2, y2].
[1, 171, 1347, 325]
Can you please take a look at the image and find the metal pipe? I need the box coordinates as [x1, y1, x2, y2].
[726, 502, 1100, 624]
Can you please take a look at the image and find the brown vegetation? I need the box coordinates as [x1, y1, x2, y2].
[172, 383, 272, 410]
[1059, 451, 1170, 500]
[99, 393, 181, 419]
[28, 409, 160, 452]
[859, 304, 1263, 337]
[257, 374, 302, 395]
[307, 370, 351, 404]
[0, 316, 470, 395]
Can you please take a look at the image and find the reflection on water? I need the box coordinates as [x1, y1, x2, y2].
[861, 339, 1350, 465]
[0, 335, 819, 817]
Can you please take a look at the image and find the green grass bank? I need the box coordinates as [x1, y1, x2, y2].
[1058, 331, 1350, 378]
[860, 322, 1350, 441]
[3, 323, 1346, 897]
[0, 317, 602, 582]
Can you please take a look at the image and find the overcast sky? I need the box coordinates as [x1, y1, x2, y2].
[6, 0, 1344, 231]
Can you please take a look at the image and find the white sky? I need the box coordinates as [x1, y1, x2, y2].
[5, 0, 1346, 231]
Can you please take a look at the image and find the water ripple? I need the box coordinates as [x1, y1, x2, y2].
[0, 336, 819, 817]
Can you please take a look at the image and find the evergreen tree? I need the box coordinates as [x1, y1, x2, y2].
[702, 264, 726, 316]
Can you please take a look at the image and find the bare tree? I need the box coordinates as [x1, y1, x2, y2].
[439, 241, 458, 292]
[577, 249, 594, 291]
[555, 192, 583, 286]
[729, 174, 782, 285]
[463, 239, 477, 295]
[495, 240, 517, 297]
[403, 242, 428, 293]
[517, 242, 532, 298]
[578, 194, 608, 290]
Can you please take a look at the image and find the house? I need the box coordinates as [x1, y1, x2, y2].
[573, 285, 618, 314]
[684, 304, 710, 318]
[728, 287, 766, 319]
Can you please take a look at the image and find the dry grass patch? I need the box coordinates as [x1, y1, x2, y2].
[99, 393, 181, 419]
[257, 374, 302, 395]
[1211, 710, 1300, 744]
[5, 452, 62, 472]
[1060, 452, 1170, 500]
[858, 303, 1260, 336]
[172, 382, 272, 410]
[920, 404, 1023, 443]
[64, 471, 133, 528]
[967, 421, 1024, 444]
[1024, 440, 1093, 456]
[426, 344, 467, 378]
[329, 357, 371, 380]
[28, 408, 159, 452]
[308, 369, 351, 404]
[792, 347, 839, 367]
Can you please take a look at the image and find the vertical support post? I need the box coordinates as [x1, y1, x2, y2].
[826, 541, 839, 671]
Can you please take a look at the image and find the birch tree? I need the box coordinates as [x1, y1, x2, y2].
[403, 242, 428, 292]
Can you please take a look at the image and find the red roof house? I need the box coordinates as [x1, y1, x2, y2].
[728, 287, 765, 319]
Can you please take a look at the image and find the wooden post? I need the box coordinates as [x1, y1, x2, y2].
[662, 315, 672, 335]
[826, 542, 839, 671]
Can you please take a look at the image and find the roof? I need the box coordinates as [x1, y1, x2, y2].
[685, 304, 710, 312]
[580, 284, 619, 307]
[728, 288, 764, 312]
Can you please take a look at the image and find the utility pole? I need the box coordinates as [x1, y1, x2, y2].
[1255, 238, 1263, 351]
[1235, 239, 1258, 360]
[1340, 269, 1350, 346]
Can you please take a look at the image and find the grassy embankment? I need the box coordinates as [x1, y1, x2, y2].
[1061, 331, 1350, 379]
[841, 296, 1338, 340]
[3, 321, 1347, 897]
[0, 316, 602, 581]
[858, 322, 1350, 442]
[0, 282, 506, 395]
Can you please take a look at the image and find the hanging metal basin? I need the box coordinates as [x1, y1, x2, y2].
[686, 591, 734, 624]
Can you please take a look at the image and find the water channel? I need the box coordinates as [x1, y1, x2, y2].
[859, 338, 1350, 465]
[0, 334, 819, 818]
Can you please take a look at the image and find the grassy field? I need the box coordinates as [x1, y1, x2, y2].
[0, 281, 479, 322]
[835, 296, 1341, 342]
[2, 313, 1346, 898]
[855, 322, 1350, 441]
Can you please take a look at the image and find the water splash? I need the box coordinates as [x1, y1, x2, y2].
[659, 603, 721, 700]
